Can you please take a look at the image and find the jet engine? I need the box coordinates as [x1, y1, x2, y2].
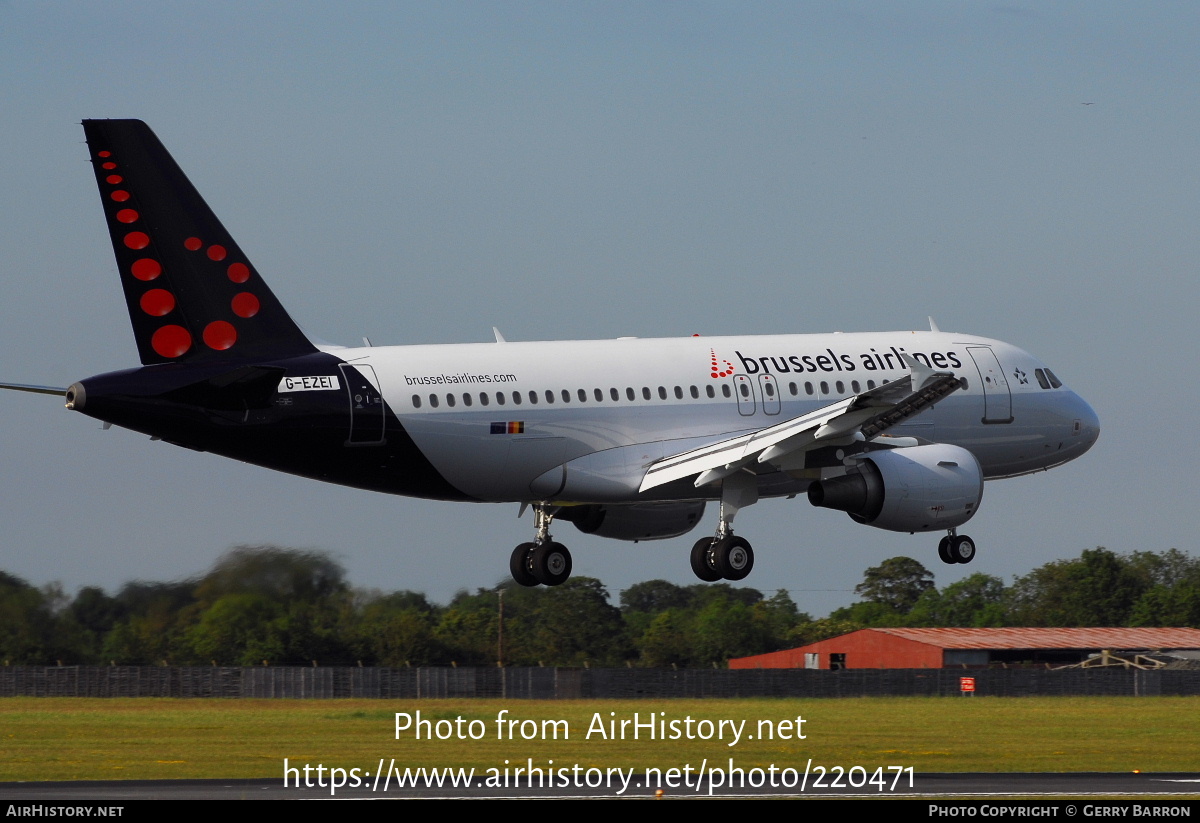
[807, 444, 983, 532]
[557, 502, 706, 541]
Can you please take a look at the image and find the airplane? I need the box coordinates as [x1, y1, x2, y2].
[1, 119, 1100, 588]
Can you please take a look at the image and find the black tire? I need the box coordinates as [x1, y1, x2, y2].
[937, 536, 954, 564]
[716, 535, 754, 581]
[690, 537, 722, 582]
[950, 535, 976, 564]
[509, 542, 538, 587]
[531, 541, 572, 586]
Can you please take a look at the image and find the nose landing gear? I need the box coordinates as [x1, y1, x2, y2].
[938, 529, 976, 565]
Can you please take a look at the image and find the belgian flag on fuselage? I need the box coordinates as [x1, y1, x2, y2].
[82, 119, 316, 365]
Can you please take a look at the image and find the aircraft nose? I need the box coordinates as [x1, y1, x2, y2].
[1071, 392, 1100, 450]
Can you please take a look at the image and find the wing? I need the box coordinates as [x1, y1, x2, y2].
[639, 354, 963, 492]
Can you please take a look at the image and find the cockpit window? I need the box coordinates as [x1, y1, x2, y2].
[1035, 369, 1051, 390]
[1044, 368, 1062, 388]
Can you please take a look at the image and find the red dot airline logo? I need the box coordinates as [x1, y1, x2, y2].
[94, 144, 264, 360]
[709, 349, 735, 379]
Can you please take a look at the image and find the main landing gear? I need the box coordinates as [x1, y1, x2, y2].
[691, 533, 754, 582]
[937, 529, 976, 565]
[690, 470, 758, 582]
[510, 504, 573, 587]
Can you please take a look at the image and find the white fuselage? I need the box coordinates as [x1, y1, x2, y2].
[330, 330, 1099, 504]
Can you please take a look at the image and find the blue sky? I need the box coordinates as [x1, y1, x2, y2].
[1, 2, 1195, 616]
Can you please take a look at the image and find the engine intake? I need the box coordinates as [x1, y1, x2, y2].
[808, 444, 983, 533]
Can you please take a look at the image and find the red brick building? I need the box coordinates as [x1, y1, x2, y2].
[729, 627, 1200, 670]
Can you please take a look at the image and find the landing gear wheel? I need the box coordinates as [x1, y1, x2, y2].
[531, 541, 572, 586]
[690, 537, 722, 582]
[715, 536, 754, 581]
[937, 536, 954, 565]
[510, 542, 538, 587]
[950, 535, 976, 564]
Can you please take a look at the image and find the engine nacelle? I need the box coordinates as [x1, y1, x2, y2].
[557, 502, 706, 542]
[807, 444, 983, 533]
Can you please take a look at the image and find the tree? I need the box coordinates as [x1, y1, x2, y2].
[854, 557, 935, 614]
[100, 580, 196, 664]
[1009, 547, 1146, 626]
[0, 572, 69, 664]
[522, 578, 631, 666]
[186, 592, 286, 665]
[193, 545, 347, 604]
[908, 573, 1008, 627]
[637, 610, 695, 667]
[620, 580, 693, 615]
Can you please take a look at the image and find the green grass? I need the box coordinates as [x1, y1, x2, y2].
[1, 697, 1197, 781]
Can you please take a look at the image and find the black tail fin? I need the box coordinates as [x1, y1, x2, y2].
[82, 120, 315, 365]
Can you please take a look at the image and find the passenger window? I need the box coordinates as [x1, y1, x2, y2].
[545, 390, 554, 404]
[835, 381, 844, 394]
[722, 384, 731, 398]
[462, 393, 472, 407]
[852, 380, 861, 393]
[480, 393, 489, 406]
[578, 389, 587, 402]
[594, 388, 603, 401]
[789, 382, 798, 396]
[626, 387, 635, 401]
[642, 387, 651, 400]
[496, 392, 506, 406]
[867, 380, 876, 389]
[658, 386, 667, 400]
[446, 394, 456, 408]
[820, 381, 829, 394]
[561, 389, 571, 403]
[429, 394, 439, 408]
[739, 383, 750, 398]
[412, 394, 422, 409]
[529, 392, 538, 405]
[512, 391, 521, 405]
[706, 385, 715, 398]
[805, 382, 814, 395]
[610, 388, 619, 401]
[674, 386, 683, 399]
[690, 385, 699, 399]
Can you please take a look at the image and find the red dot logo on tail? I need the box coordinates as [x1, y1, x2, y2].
[130, 259, 162, 281]
[139, 289, 176, 317]
[123, 232, 150, 250]
[203, 321, 237, 351]
[151, 325, 192, 358]
[231, 292, 260, 318]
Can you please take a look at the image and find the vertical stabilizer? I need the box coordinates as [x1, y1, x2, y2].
[82, 119, 315, 365]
